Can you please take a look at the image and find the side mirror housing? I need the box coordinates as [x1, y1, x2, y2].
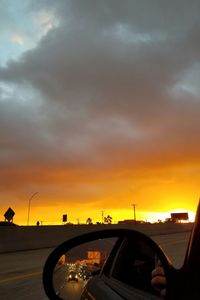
[43, 228, 174, 300]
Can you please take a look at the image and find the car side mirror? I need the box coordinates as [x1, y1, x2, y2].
[43, 228, 174, 300]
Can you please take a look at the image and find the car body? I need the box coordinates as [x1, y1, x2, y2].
[80, 234, 164, 300]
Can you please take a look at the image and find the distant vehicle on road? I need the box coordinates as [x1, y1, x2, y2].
[82, 269, 91, 281]
[67, 271, 78, 282]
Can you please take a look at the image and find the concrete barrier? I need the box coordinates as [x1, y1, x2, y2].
[0, 223, 193, 253]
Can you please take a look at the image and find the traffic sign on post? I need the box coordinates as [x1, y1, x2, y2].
[62, 214, 67, 223]
[4, 207, 15, 222]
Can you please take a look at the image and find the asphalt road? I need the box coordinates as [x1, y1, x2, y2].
[152, 231, 190, 268]
[0, 248, 53, 300]
[58, 278, 86, 300]
[0, 231, 191, 300]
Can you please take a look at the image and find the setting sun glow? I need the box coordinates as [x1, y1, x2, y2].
[1, 1, 200, 227]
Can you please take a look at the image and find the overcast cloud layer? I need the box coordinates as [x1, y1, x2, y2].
[0, 0, 200, 223]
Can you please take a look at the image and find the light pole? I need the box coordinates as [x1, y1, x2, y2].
[101, 210, 104, 224]
[27, 192, 38, 225]
[132, 203, 136, 223]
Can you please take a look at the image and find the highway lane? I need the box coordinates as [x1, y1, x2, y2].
[0, 248, 53, 300]
[152, 231, 191, 268]
[0, 231, 191, 300]
[58, 279, 86, 300]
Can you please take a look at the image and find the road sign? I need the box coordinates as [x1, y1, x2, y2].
[4, 207, 15, 222]
[62, 214, 67, 222]
[171, 212, 189, 221]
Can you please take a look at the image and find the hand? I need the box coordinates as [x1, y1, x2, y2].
[151, 260, 166, 297]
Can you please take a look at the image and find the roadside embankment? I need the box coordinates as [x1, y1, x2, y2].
[0, 222, 193, 253]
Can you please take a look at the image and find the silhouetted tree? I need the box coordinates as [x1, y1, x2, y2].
[104, 215, 112, 224]
[86, 217, 93, 225]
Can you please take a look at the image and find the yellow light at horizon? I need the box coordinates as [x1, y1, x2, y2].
[11, 193, 198, 225]
[140, 209, 195, 223]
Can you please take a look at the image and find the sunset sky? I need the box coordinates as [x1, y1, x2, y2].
[0, 0, 200, 225]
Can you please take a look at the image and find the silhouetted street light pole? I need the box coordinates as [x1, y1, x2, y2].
[132, 203, 136, 223]
[101, 210, 104, 224]
[27, 192, 38, 225]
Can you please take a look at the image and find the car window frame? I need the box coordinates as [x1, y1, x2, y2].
[101, 275, 161, 300]
[100, 236, 162, 299]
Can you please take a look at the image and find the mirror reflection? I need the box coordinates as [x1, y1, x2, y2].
[53, 237, 117, 300]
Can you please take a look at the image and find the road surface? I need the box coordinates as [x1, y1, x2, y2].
[0, 231, 191, 300]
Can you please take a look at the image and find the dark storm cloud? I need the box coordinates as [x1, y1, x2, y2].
[1, 0, 200, 193]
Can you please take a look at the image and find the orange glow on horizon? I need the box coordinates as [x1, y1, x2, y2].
[10, 206, 196, 225]
[1, 166, 199, 226]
